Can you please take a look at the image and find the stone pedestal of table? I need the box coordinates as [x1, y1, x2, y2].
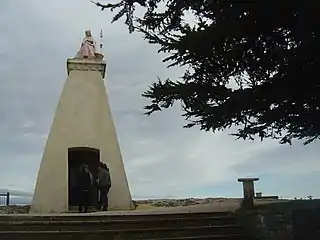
[238, 177, 259, 209]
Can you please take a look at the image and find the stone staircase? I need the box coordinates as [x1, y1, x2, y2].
[0, 211, 249, 239]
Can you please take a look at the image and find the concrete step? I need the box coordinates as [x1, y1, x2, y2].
[0, 211, 235, 222]
[147, 234, 247, 240]
[0, 233, 247, 240]
[0, 216, 239, 231]
[0, 211, 248, 239]
[0, 225, 245, 239]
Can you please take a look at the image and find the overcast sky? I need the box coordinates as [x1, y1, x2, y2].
[0, 0, 319, 204]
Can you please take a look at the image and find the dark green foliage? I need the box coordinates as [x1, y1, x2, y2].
[93, 1, 320, 144]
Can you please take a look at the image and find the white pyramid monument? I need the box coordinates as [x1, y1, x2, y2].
[30, 30, 133, 213]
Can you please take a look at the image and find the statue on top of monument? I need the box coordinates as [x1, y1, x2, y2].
[75, 30, 97, 59]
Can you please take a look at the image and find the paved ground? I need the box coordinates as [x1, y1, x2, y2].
[0, 198, 286, 216]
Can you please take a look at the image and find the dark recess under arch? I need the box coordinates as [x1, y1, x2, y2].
[68, 147, 100, 207]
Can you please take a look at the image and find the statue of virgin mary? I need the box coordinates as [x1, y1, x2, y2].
[75, 30, 97, 59]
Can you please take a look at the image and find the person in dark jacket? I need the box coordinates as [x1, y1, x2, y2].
[97, 162, 111, 211]
[76, 164, 92, 213]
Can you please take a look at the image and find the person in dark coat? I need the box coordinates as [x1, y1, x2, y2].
[97, 162, 111, 211]
[76, 164, 92, 213]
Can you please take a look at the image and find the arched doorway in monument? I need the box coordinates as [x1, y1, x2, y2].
[68, 147, 100, 208]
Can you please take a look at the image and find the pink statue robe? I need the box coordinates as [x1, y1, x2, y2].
[76, 36, 96, 59]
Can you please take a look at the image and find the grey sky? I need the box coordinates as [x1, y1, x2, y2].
[0, 0, 319, 204]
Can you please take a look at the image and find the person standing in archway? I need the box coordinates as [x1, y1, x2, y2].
[76, 164, 92, 213]
[97, 162, 111, 211]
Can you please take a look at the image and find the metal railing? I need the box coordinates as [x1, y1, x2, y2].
[0, 192, 10, 206]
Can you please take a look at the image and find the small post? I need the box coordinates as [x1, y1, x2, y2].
[238, 177, 259, 209]
[6, 192, 10, 206]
